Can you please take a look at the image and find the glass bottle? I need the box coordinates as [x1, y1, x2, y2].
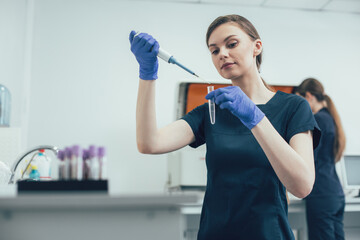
[0, 84, 11, 127]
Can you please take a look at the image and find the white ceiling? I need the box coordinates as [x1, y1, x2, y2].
[134, 0, 360, 14]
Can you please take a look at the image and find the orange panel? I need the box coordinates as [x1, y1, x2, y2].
[185, 83, 294, 114]
[186, 83, 229, 114]
[271, 86, 294, 94]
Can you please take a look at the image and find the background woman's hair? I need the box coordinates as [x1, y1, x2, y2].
[297, 78, 346, 162]
[206, 14, 272, 90]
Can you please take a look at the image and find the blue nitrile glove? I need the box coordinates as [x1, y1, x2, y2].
[129, 30, 159, 80]
[206, 86, 265, 129]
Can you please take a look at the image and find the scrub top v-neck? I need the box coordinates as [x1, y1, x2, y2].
[182, 91, 320, 240]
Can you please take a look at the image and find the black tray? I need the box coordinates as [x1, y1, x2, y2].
[17, 180, 108, 192]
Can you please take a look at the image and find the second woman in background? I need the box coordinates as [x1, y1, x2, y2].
[297, 78, 346, 240]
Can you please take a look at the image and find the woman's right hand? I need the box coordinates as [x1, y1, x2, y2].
[129, 31, 159, 80]
[206, 86, 265, 130]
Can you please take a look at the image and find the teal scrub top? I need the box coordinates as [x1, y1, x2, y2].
[182, 91, 320, 240]
[307, 107, 344, 198]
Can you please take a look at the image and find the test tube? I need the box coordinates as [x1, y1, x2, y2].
[207, 86, 215, 125]
[57, 150, 65, 180]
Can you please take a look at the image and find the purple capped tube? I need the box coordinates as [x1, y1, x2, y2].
[72, 145, 83, 180]
[64, 147, 72, 180]
[82, 149, 89, 180]
[57, 150, 66, 180]
[88, 145, 99, 180]
[98, 147, 107, 180]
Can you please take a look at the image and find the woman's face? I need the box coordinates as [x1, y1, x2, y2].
[208, 22, 261, 80]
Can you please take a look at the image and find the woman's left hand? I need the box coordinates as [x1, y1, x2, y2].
[206, 86, 265, 129]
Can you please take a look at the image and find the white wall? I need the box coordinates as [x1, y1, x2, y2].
[0, 0, 27, 130]
[2, 0, 360, 193]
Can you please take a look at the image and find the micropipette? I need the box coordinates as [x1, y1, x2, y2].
[157, 48, 199, 77]
[134, 32, 206, 80]
[133, 32, 214, 123]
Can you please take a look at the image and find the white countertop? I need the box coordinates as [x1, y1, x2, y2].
[1, 184, 359, 213]
[181, 195, 360, 215]
[0, 184, 201, 211]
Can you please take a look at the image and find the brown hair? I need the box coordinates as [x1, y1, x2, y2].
[206, 14, 262, 71]
[206, 14, 272, 90]
[297, 78, 346, 162]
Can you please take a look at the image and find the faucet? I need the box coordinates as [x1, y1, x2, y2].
[8, 145, 59, 184]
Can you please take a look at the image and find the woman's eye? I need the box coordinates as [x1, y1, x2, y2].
[211, 49, 219, 55]
[228, 41, 238, 48]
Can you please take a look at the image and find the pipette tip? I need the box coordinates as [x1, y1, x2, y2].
[195, 75, 211, 85]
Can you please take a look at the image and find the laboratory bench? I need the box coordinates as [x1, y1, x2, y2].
[0, 191, 200, 240]
[1, 190, 360, 240]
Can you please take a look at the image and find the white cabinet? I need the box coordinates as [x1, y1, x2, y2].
[167, 145, 207, 190]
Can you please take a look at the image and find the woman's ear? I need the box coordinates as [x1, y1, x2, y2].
[254, 39, 262, 56]
[305, 92, 314, 102]
[304, 92, 316, 111]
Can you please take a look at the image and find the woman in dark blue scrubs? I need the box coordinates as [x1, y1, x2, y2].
[130, 15, 320, 240]
[297, 78, 346, 240]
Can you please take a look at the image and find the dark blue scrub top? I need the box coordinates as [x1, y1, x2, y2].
[182, 91, 320, 240]
[306, 108, 344, 198]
